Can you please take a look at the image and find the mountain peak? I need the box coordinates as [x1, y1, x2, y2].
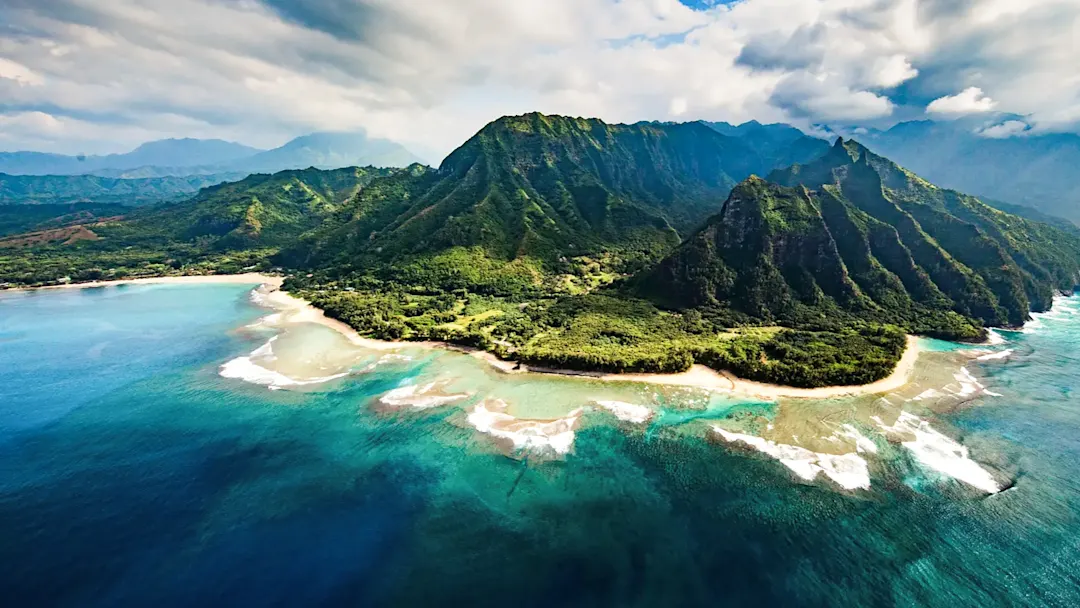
[480, 112, 614, 137]
[239, 131, 424, 171]
[308, 113, 833, 269]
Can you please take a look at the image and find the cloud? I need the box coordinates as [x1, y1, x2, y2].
[0, 109, 222, 155]
[977, 120, 1031, 139]
[0, 0, 1077, 156]
[0, 58, 44, 86]
[669, 97, 689, 117]
[926, 87, 997, 115]
[769, 74, 895, 121]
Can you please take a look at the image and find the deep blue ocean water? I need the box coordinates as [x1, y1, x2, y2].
[3, 284, 1080, 606]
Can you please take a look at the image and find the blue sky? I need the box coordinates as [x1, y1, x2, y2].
[0, 0, 1076, 156]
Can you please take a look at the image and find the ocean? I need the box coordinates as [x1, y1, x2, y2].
[3, 283, 1080, 606]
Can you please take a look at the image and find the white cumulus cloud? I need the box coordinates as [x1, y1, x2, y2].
[927, 87, 998, 115]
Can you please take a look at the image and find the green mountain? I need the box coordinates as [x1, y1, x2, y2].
[702, 120, 831, 170]
[0, 172, 247, 206]
[143, 166, 400, 249]
[635, 138, 1080, 337]
[864, 119, 1080, 223]
[0, 166, 398, 284]
[0, 203, 128, 238]
[292, 113, 827, 274]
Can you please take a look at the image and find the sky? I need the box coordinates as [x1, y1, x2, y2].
[0, 0, 1078, 159]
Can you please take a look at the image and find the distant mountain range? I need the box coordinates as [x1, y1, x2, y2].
[0, 173, 248, 206]
[0, 139, 261, 177]
[0, 132, 427, 179]
[231, 133, 425, 175]
[860, 118, 1080, 223]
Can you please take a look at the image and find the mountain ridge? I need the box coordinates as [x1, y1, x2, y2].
[0, 132, 425, 178]
[292, 112, 830, 274]
[862, 118, 1080, 223]
[635, 136, 1080, 339]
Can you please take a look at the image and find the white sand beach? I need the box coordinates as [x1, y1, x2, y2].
[19, 273, 925, 399]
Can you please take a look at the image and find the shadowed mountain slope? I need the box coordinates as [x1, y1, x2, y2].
[293, 113, 828, 272]
[635, 139, 1080, 338]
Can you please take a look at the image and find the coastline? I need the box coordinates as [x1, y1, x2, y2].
[255, 287, 447, 352]
[471, 336, 923, 400]
[253, 283, 925, 400]
[8, 273, 927, 399]
[2, 273, 284, 292]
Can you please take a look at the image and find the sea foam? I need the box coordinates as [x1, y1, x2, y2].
[378, 381, 467, 410]
[873, 412, 1000, 494]
[984, 328, 1008, 345]
[951, 367, 984, 397]
[838, 424, 879, 454]
[219, 337, 348, 390]
[467, 399, 582, 457]
[712, 427, 871, 491]
[976, 349, 1014, 362]
[593, 400, 654, 424]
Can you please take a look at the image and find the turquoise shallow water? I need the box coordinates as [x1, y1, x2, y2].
[3, 285, 1080, 606]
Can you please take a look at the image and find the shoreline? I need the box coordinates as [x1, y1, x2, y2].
[255, 287, 447, 352]
[1, 273, 284, 292]
[7, 273, 928, 399]
[253, 284, 926, 400]
[471, 336, 923, 400]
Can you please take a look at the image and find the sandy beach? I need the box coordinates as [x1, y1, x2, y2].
[13, 273, 925, 399]
[252, 284, 925, 400]
[254, 286, 447, 352]
[470, 337, 923, 400]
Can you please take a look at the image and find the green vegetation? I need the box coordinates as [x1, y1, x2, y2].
[0, 166, 398, 284]
[300, 284, 906, 387]
[0, 172, 245, 206]
[3, 114, 1079, 388]
[635, 138, 1080, 344]
[865, 119, 1080, 224]
[289, 113, 826, 275]
[0, 203, 128, 237]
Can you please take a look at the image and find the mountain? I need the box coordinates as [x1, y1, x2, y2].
[6, 114, 1080, 389]
[292, 113, 829, 273]
[0, 139, 262, 176]
[635, 138, 1080, 338]
[0, 202, 129, 238]
[0, 166, 401, 284]
[0, 133, 424, 179]
[0, 173, 248, 206]
[129, 166, 401, 250]
[107, 138, 262, 168]
[862, 119, 1080, 223]
[702, 120, 831, 170]
[230, 132, 425, 174]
